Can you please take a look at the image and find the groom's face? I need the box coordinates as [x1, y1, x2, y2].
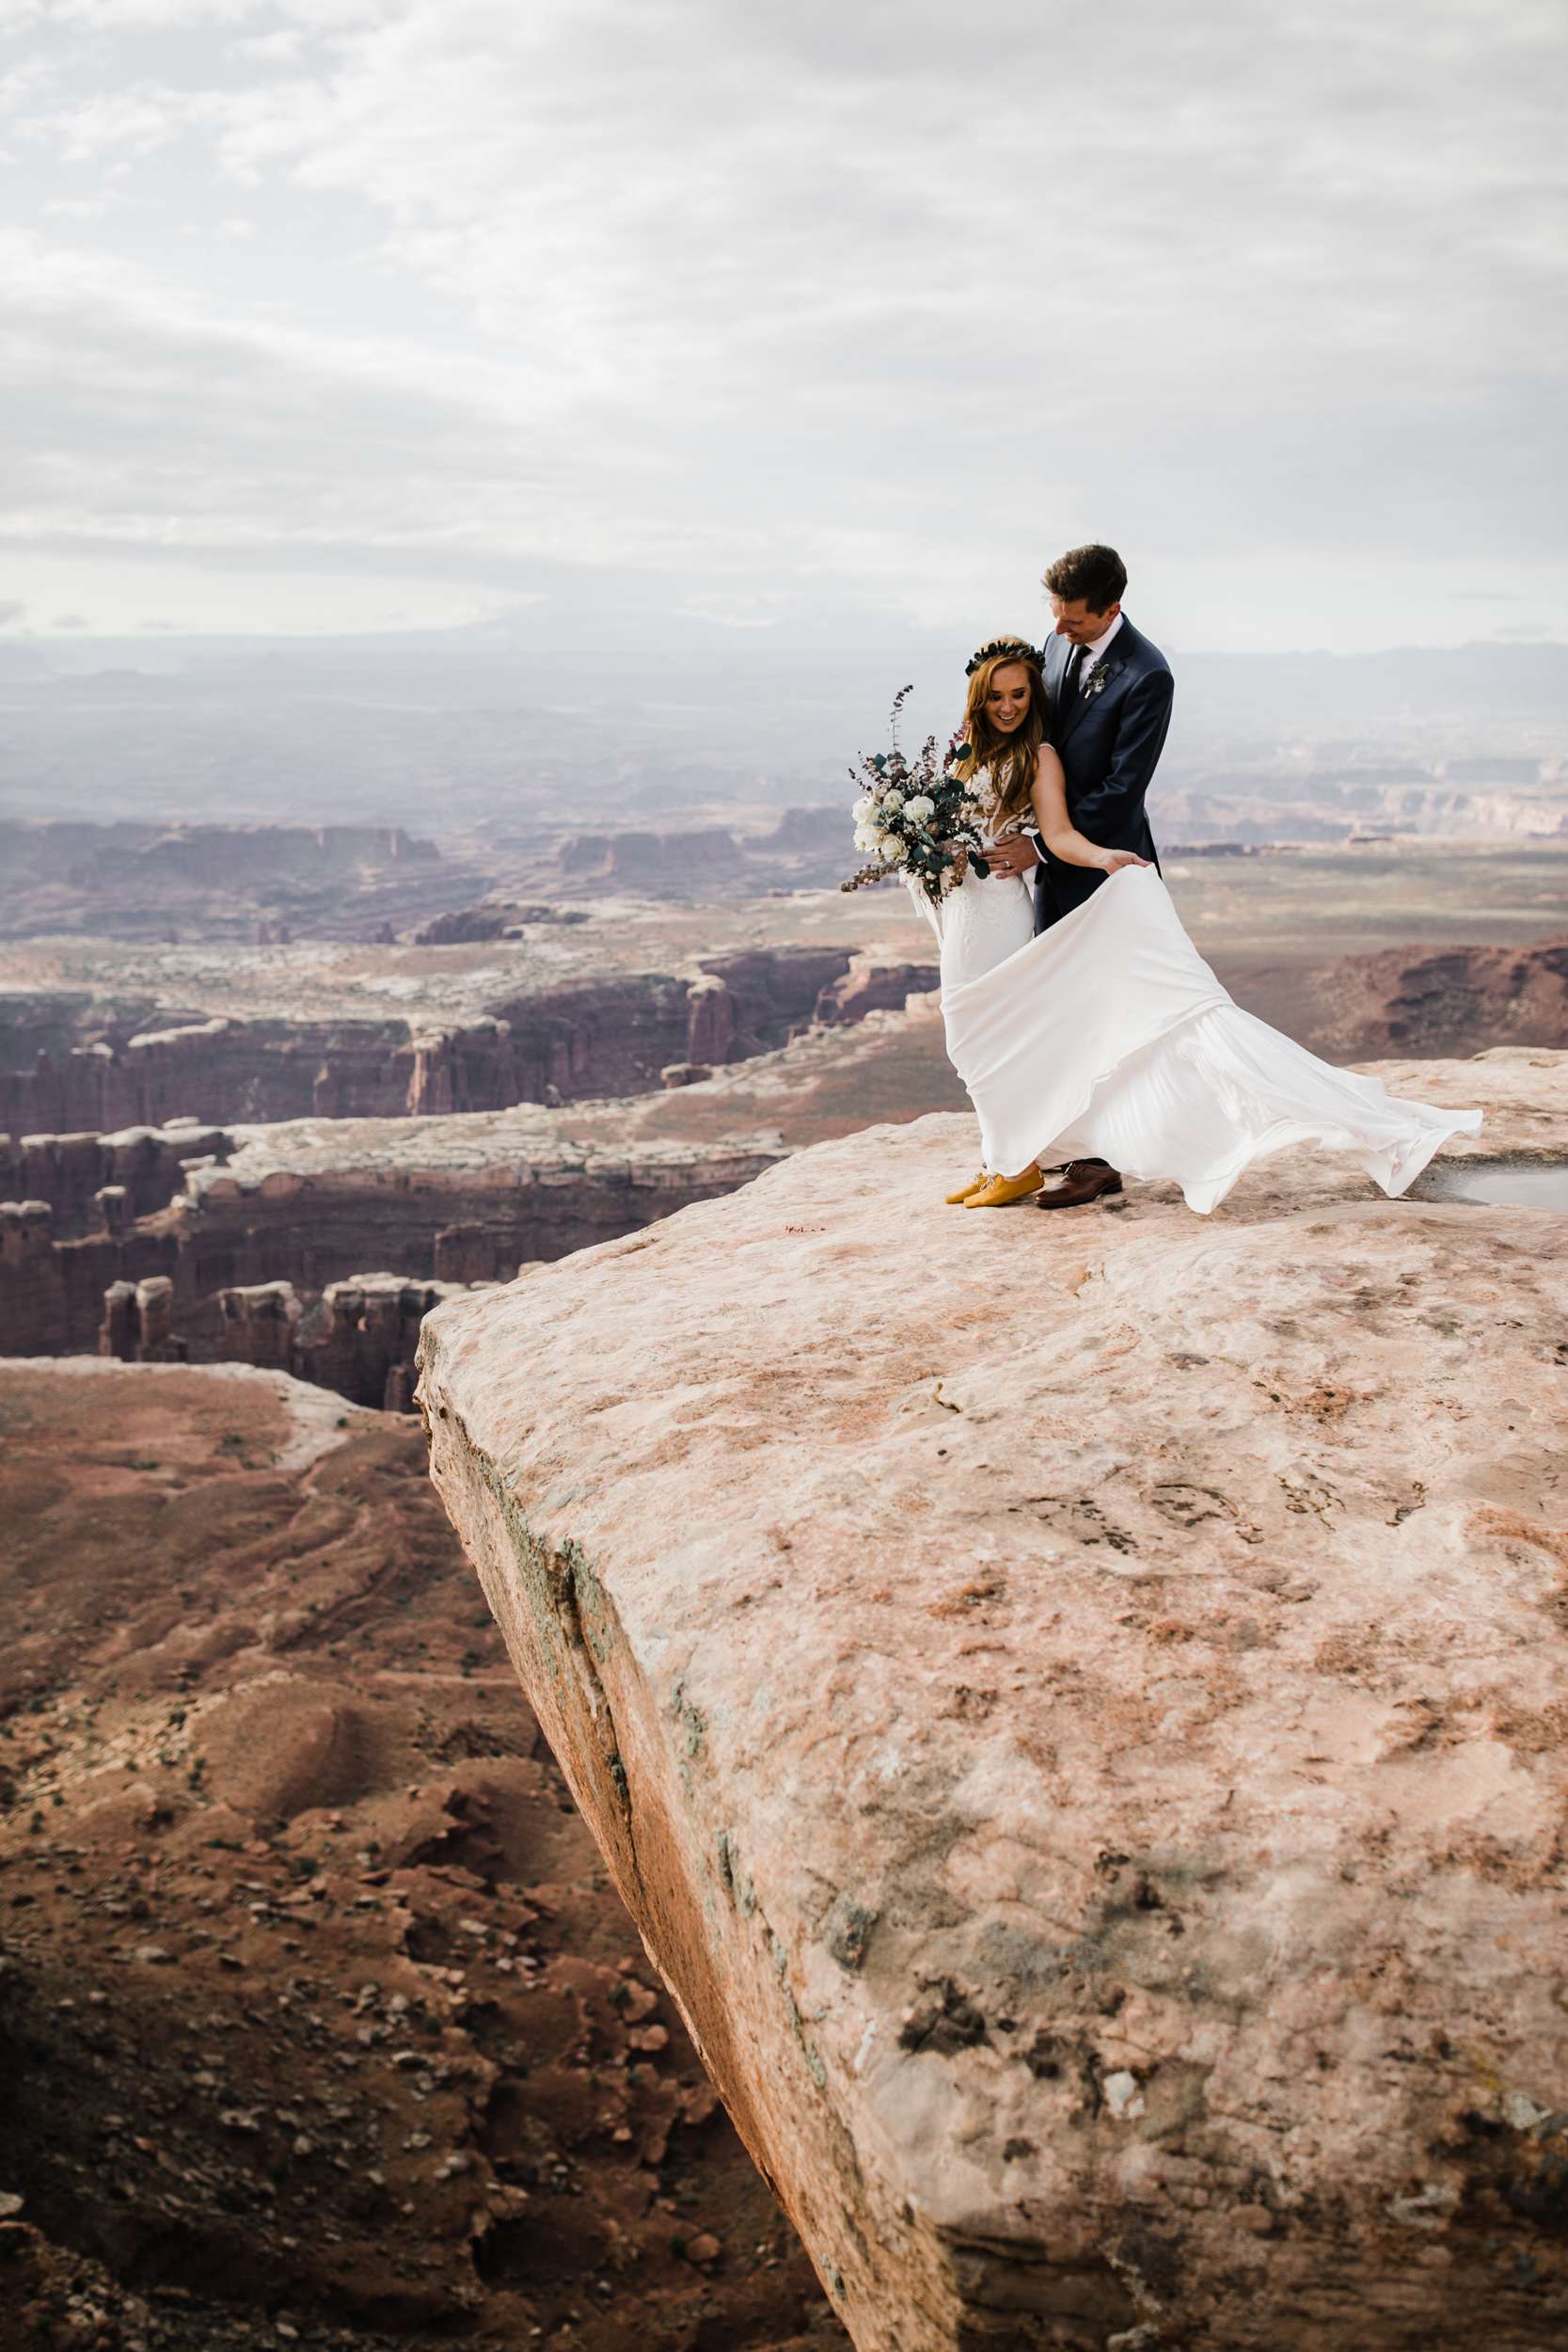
[1050, 595, 1121, 644]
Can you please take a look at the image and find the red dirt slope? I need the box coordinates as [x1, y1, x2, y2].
[0, 1362, 846, 2352]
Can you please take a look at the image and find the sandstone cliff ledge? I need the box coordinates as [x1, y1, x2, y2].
[419, 1051, 1568, 2352]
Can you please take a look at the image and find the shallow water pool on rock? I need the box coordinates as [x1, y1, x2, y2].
[1421, 1158, 1568, 1211]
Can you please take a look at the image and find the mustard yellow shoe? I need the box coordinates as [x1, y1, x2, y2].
[964, 1165, 1045, 1208]
[944, 1169, 988, 1204]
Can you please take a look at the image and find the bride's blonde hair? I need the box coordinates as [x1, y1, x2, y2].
[955, 641, 1048, 825]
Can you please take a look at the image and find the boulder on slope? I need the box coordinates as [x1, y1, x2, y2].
[419, 1053, 1568, 2352]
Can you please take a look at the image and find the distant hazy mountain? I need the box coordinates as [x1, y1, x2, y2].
[0, 628, 1561, 843]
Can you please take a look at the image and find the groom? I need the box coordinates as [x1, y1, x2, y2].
[985, 542, 1175, 1209]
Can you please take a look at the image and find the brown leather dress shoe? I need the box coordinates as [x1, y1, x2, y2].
[1033, 1159, 1124, 1210]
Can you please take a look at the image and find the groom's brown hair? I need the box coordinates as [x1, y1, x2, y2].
[1043, 544, 1127, 612]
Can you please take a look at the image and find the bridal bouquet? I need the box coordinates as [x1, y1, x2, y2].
[840, 686, 992, 902]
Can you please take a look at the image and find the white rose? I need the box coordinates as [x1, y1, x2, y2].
[904, 794, 935, 823]
[852, 795, 877, 821]
[880, 787, 904, 811]
[879, 838, 902, 860]
[853, 825, 880, 851]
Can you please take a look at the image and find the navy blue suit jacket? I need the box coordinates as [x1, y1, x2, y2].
[1033, 615, 1173, 934]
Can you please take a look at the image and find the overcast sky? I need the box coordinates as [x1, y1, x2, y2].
[2, 0, 1564, 653]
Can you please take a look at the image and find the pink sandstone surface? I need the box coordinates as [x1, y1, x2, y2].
[419, 1051, 1568, 2351]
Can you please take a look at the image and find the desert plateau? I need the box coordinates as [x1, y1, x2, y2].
[8, 834, 1568, 1397]
[4, 652, 1568, 2352]
[8, 5, 1568, 2343]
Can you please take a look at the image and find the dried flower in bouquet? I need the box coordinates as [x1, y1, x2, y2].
[840, 686, 992, 902]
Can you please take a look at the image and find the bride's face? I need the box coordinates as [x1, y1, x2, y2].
[986, 663, 1032, 735]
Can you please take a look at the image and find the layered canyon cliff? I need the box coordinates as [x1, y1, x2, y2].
[0, 946, 917, 1136]
[0, 1114, 787, 1403]
[8, 914, 1568, 1151]
[0, 810, 863, 947]
[0, 957, 955, 1404]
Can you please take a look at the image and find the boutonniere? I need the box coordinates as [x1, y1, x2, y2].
[1084, 660, 1112, 695]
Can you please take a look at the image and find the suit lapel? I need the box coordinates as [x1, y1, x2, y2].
[1044, 640, 1077, 743]
[1056, 623, 1133, 746]
[1053, 661, 1092, 747]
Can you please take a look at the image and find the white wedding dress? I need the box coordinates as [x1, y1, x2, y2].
[912, 844, 1481, 1216]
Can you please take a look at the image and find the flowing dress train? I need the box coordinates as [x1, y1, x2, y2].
[915, 862, 1481, 1216]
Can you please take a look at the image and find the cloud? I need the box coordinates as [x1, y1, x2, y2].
[0, 0, 1563, 644]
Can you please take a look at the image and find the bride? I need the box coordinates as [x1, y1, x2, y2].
[911, 636, 1481, 1215]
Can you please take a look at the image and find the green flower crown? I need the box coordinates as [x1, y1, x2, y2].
[964, 636, 1045, 677]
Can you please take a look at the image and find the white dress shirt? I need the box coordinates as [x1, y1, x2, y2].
[1077, 611, 1124, 686]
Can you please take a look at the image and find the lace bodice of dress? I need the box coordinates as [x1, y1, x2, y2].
[925, 767, 1035, 988]
[968, 772, 1006, 853]
[967, 770, 1034, 856]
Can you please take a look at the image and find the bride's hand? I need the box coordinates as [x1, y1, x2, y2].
[1099, 850, 1152, 874]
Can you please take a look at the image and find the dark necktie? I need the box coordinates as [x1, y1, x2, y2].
[1062, 646, 1084, 706]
